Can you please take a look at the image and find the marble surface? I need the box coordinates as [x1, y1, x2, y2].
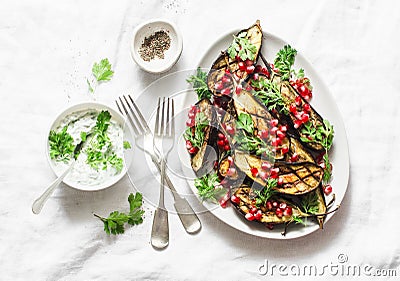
[1, 0, 400, 280]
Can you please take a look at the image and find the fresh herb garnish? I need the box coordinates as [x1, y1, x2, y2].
[254, 178, 277, 207]
[291, 215, 306, 225]
[184, 112, 209, 149]
[252, 78, 289, 115]
[234, 131, 273, 158]
[227, 32, 257, 61]
[87, 58, 114, 93]
[236, 113, 254, 134]
[187, 67, 212, 100]
[300, 119, 334, 182]
[85, 110, 124, 172]
[94, 192, 144, 235]
[123, 141, 131, 149]
[301, 192, 319, 214]
[194, 172, 225, 203]
[274, 45, 297, 81]
[48, 126, 75, 163]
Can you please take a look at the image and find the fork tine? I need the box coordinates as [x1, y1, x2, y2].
[116, 97, 140, 136]
[170, 98, 175, 138]
[160, 97, 166, 136]
[166, 98, 171, 137]
[128, 95, 151, 132]
[123, 96, 146, 134]
[154, 97, 161, 136]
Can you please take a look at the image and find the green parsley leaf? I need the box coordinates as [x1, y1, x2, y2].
[184, 112, 209, 149]
[227, 32, 257, 61]
[252, 78, 289, 115]
[48, 126, 75, 163]
[187, 67, 212, 100]
[301, 192, 319, 214]
[94, 192, 144, 235]
[274, 45, 297, 81]
[123, 141, 131, 149]
[254, 178, 277, 207]
[236, 113, 254, 134]
[194, 172, 225, 203]
[234, 131, 274, 158]
[92, 58, 114, 82]
[291, 215, 306, 225]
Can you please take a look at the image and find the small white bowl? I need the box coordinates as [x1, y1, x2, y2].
[46, 102, 134, 191]
[130, 19, 183, 73]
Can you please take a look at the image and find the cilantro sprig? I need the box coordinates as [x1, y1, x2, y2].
[87, 58, 114, 93]
[48, 126, 75, 163]
[236, 113, 254, 134]
[194, 172, 225, 203]
[301, 192, 319, 214]
[251, 78, 289, 115]
[254, 178, 277, 207]
[187, 67, 212, 100]
[227, 32, 257, 61]
[94, 192, 145, 235]
[274, 45, 297, 81]
[184, 112, 209, 149]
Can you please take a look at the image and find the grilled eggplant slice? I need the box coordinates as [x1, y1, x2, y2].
[232, 186, 307, 224]
[207, 21, 263, 96]
[234, 150, 323, 195]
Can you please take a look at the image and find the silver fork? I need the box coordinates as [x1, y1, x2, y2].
[151, 97, 174, 248]
[116, 95, 201, 234]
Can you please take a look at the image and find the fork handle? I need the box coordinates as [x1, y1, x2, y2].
[150, 155, 201, 234]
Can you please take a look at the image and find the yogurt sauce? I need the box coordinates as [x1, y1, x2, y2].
[51, 109, 124, 187]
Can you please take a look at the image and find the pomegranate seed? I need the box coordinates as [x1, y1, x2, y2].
[272, 201, 278, 208]
[301, 113, 309, 123]
[226, 125, 235, 135]
[289, 104, 297, 114]
[299, 85, 306, 94]
[221, 88, 231, 96]
[324, 184, 333, 195]
[249, 206, 258, 214]
[223, 145, 230, 151]
[226, 167, 236, 177]
[218, 133, 225, 139]
[219, 200, 228, 208]
[188, 111, 196, 119]
[246, 85, 252, 91]
[224, 68, 231, 74]
[222, 75, 230, 84]
[227, 156, 234, 166]
[231, 195, 240, 204]
[294, 120, 302, 129]
[251, 168, 258, 177]
[217, 140, 225, 147]
[245, 59, 253, 66]
[261, 67, 269, 75]
[186, 119, 195, 127]
[215, 81, 224, 90]
[245, 213, 255, 221]
[259, 129, 269, 140]
[238, 61, 246, 71]
[246, 65, 255, 74]
[279, 125, 288, 132]
[277, 177, 284, 185]
[253, 73, 259, 80]
[279, 202, 287, 209]
[284, 206, 293, 217]
[277, 130, 285, 139]
[261, 162, 271, 170]
[235, 55, 241, 62]
[254, 65, 262, 73]
[186, 140, 193, 149]
[270, 119, 279, 127]
[224, 138, 229, 145]
[270, 126, 278, 135]
[254, 210, 263, 220]
[295, 96, 302, 106]
[235, 84, 243, 95]
[266, 201, 273, 210]
[270, 168, 279, 179]
[303, 103, 311, 112]
[290, 153, 299, 162]
[281, 145, 289, 154]
[258, 171, 268, 181]
[271, 138, 280, 147]
[189, 147, 198, 154]
[275, 208, 283, 218]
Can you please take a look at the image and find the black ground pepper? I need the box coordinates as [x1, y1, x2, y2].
[139, 30, 171, 62]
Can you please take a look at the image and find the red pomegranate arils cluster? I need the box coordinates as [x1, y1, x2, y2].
[257, 119, 290, 158]
[289, 96, 311, 129]
[217, 132, 231, 152]
[214, 69, 233, 96]
[185, 105, 201, 154]
[291, 77, 313, 101]
[266, 200, 293, 218]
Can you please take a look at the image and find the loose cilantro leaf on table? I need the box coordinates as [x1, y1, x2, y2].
[187, 67, 212, 100]
[194, 172, 225, 203]
[94, 192, 145, 235]
[87, 58, 114, 93]
[227, 32, 257, 61]
[48, 126, 75, 163]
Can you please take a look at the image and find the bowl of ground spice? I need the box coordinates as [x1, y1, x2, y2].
[131, 19, 183, 73]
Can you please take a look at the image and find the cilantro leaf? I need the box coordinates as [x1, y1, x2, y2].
[184, 111, 209, 149]
[236, 113, 254, 134]
[274, 45, 297, 81]
[227, 32, 257, 61]
[252, 78, 289, 115]
[187, 67, 212, 100]
[48, 126, 75, 163]
[92, 58, 114, 82]
[94, 192, 144, 235]
[254, 178, 277, 207]
[123, 141, 131, 149]
[194, 172, 225, 203]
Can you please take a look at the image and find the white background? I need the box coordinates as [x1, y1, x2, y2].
[1, 0, 400, 280]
